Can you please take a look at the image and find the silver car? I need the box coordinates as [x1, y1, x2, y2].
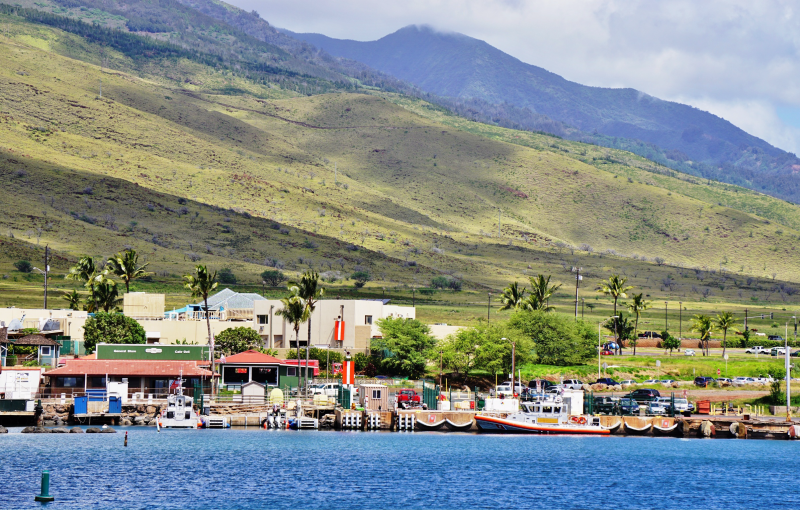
[561, 379, 584, 390]
[647, 401, 668, 415]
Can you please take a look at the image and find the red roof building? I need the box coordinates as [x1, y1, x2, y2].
[218, 349, 317, 388]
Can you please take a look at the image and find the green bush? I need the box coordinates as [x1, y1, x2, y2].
[261, 269, 286, 287]
[14, 260, 32, 273]
[372, 317, 436, 379]
[215, 326, 261, 355]
[351, 271, 371, 288]
[509, 310, 597, 366]
[218, 268, 237, 284]
[83, 312, 146, 353]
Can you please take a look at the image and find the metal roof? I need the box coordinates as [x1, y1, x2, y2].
[193, 288, 266, 311]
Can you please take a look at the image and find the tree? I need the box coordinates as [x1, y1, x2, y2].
[715, 312, 737, 358]
[351, 271, 371, 288]
[498, 281, 526, 312]
[691, 314, 714, 356]
[218, 268, 237, 284]
[597, 275, 633, 354]
[62, 290, 81, 310]
[83, 312, 146, 353]
[184, 265, 218, 387]
[661, 330, 681, 356]
[215, 327, 262, 356]
[440, 327, 482, 375]
[66, 256, 101, 298]
[275, 289, 309, 385]
[627, 293, 651, 356]
[606, 313, 634, 351]
[524, 274, 562, 312]
[509, 310, 595, 366]
[431, 276, 449, 289]
[289, 271, 324, 392]
[261, 269, 286, 287]
[467, 322, 531, 375]
[373, 317, 436, 379]
[14, 260, 32, 273]
[94, 280, 121, 312]
[107, 249, 151, 293]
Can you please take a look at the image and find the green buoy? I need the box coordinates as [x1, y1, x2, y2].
[34, 470, 54, 502]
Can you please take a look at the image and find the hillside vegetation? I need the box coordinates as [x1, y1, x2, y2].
[1, 11, 800, 314]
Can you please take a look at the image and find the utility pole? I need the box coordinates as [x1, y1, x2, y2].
[43, 245, 49, 309]
[679, 302, 682, 339]
[572, 267, 581, 319]
[487, 292, 491, 323]
[665, 301, 668, 331]
[744, 308, 748, 332]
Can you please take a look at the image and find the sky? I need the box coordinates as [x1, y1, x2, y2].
[230, 0, 800, 154]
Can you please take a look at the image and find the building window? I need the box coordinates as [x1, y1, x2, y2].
[257, 315, 269, 325]
[252, 366, 278, 385]
[40, 346, 51, 356]
[287, 367, 296, 377]
[372, 389, 381, 399]
[365, 315, 373, 325]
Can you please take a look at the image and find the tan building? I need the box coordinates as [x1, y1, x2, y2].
[253, 299, 415, 351]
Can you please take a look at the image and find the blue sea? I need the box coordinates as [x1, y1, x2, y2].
[1, 427, 799, 509]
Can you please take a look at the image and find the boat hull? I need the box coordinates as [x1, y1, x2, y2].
[475, 415, 610, 435]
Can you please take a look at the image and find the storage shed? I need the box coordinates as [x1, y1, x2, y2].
[359, 384, 388, 411]
[241, 381, 265, 404]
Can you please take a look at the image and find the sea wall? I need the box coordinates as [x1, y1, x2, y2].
[40, 404, 166, 426]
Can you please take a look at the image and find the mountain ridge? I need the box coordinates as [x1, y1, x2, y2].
[286, 24, 800, 203]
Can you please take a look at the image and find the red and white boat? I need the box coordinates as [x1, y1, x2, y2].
[476, 396, 615, 435]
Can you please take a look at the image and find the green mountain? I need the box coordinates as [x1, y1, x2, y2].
[1, 2, 799, 312]
[288, 25, 800, 204]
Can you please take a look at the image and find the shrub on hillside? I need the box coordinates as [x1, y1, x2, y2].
[261, 269, 286, 287]
[218, 268, 237, 284]
[14, 260, 32, 273]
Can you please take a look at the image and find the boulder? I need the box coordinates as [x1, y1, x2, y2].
[50, 427, 69, 433]
[133, 416, 145, 425]
[100, 427, 117, 433]
[121, 419, 132, 426]
[69, 427, 84, 433]
[146, 406, 157, 414]
[581, 384, 593, 392]
[21, 426, 46, 433]
[591, 383, 608, 391]
[0, 425, 7, 433]
[42, 420, 57, 427]
[86, 427, 102, 433]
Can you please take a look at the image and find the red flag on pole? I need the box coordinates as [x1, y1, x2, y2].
[334, 320, 345, 342]
[343, 360, 355, 385]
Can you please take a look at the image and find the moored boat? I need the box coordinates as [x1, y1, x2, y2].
[475, 396, 611, 435]
[158, 393, 200, 429]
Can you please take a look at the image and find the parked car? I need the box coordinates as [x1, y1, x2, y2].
[619, 379, 637, 387]
[638, 331, 662, 339]
[593, 396, 619, 414]
[623, 388, 661, 403]
[694, 376, 716, 387]
[769, 347, 787, 356]
[618, 398, 641, 415]
[647, 401, 668, 415]
[768, 335, 784, 342]
[642, 379, 660, 384]
[745, 346, 768, 354]
[660, 379, 675, 386]
[595, 378, 621, 387]
[755, 376, 774, 385]
[396, 389, 422, 408]
[309, 383, 339, 396]
[561, 379, 584, 390]
[492, 381, 525, 396]
[717, 377, 733, 386]
[600, 349, 614, 356]
[684, 349, 696, 356]
[732, 377, 757, 386]
[792, 351, 800, 357]
[527, 379, 557, 391]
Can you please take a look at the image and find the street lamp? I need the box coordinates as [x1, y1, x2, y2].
[665, 301, 668, 331]
[599, 316, 618, 379]
[487, 293, 492, 323]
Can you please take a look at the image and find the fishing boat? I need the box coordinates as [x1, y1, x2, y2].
[158, 393, 201, 429]
[475, 396, 611, 435]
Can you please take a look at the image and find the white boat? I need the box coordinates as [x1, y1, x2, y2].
[158, 394, 200, 429]
[475, 395, 611, 435]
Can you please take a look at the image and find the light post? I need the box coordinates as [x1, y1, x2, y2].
[487, 292, 491, 323]
[599, 316, 618, 379]
[679, 302, 682, 339]
[786, 317, 796, 419]
[665, 301, 668, 331]
[32, 266, 48, 309]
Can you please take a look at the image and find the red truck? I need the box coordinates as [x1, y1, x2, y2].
[396, 389, 423, 409]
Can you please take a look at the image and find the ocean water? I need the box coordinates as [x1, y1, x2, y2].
[1, 427, 799, 509]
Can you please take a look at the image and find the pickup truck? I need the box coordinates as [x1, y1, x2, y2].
[623, 388, 661, 403]
[593, 397, 640, 415]
[396, 389, 422, 408]
[745, 346, 768, 354]
[309, 383, 339, 397]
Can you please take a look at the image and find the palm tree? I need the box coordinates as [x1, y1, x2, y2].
[107, 249, 151, 293]
[498, 282, 526, 311]
[715, 312, 738, 358]
[66, 256, 99, 295]
[289, 271, 324, 393]
[598, 275, 633, 353]
[691, 314, 715, 356]
[627, 293, 651, 356]
[62, 290, 81, 310]
[525, 274, 562, 312]
[276, 289, 309, 392]
[184, 265, 218, 390]
[94, 280, 122, 312]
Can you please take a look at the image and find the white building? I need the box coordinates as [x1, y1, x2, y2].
[253, 299, 415, 351]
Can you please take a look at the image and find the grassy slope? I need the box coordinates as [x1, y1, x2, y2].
[1, 16, 799, 318]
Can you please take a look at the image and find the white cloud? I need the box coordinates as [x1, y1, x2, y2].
[235, 0, 800, 152]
